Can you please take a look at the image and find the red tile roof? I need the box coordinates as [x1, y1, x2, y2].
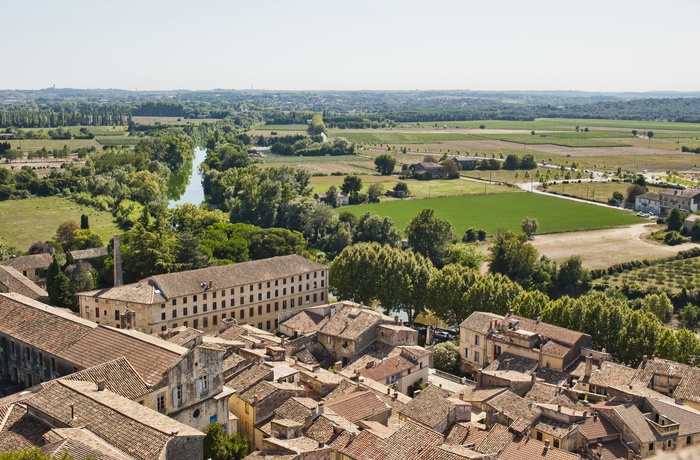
[499, 435, 581, 460]
[325, 391, 390, 423]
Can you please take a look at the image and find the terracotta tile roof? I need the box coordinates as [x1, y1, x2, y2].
[240, 381, 282, 405]
[324, 378, 358, 400]
[610, 403, 660, 444]
[274, 397, 318, 423]
[0, 293, 96, 355]
[161, 326, 203, 346]
[356, 355, 414, 382]
[244, 453, 296, 460]
[444, 421, 473, 444]
[484, 352, 538, 374]
[280, 310, 329, 335]
[458, 387, 507, 405]
[148, 254, 326, 300]
[459, 312, 503, 335]
[325, 391, 390, 423]
[510, 314, 588, 347]
[661, 188, 700, 199]
[578, 413, 620, 440]
[0, 265, 48, 300]
[225, 364, 272, 392]
[25, 380, 202, 459]
[636, 193, 660, 200]
[645, 398, 700, 437]
[69, 247, 108, 261]
[264, 435, 325, 454]
[60, 326, 186, 384]
[541, 340, 570, 358]
[59, 358, 151, 400]
[41, 429, 132, 460]
[485, 391, 541, 426]
[306, 413, 358, 447]
[499, 435, 582, 460]
[532, 416, 578, 439]
[0, 404, 51, 452]
[341, 420, 443, 460]
[525, 382, 560, 404]
[571, 360, 636, 389]
[78, 281, 166, 304]
[0, 253, 52, 271]
[419, 444, 486, 460]
[629, 357, 700, 403]
[476, 423, 513, 454]
[319, 305, 391, 341]
[593, 440, 630, 460]
[548, 394, 590, 412]
[400, 384, 467, 430]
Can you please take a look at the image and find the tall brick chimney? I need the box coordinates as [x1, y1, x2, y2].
[113, 234, 123, 287]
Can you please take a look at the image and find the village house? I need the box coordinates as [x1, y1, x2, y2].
[77, 254, 329, 335]
[684, 214, 700, 233]
[452, 155, 479, 171]
[625, 355, 700, 411]
[413, 161, 448, 179]
[659, 188, 700, 213]
[398, 384, 471, 434]
[314, 191, 350, 207]
[635, 192, 661, 215]
[68, 246, 108, 262]
[0, 264, 48, 302]
[0, 252, 52, 286]
[0, 292, 234, 433]
[0, 379, 204, 459]
[459, 311, 592, 374]
[568, 353, 636, 400]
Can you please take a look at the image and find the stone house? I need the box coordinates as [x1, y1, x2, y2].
[413, 162, 447, 179]
[626, 356, 700, 411]
[78, 254, 329, 334]
[529, 404, 587, 452]
[0, 252, 52, 286]
[482, 390, 541, 434]
[452, 155, 479, 171]
[324, 391, 391, 426]
[659, 188, 700, 214]
[0, 264, 48, 302]
[684, 214, 700, 233]
[459, 311, 592, 374]
[314, 191, 350, 207]
[399, 384, 471, 434]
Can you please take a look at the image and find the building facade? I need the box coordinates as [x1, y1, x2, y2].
[77, 254, 329, 335]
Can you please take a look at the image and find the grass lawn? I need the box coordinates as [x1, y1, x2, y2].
[9, 138, 101, 151]
[339, 192, 642, 235]
[543, 181, 633, 203]
[0, 197, 120, 252]
[334, 132, 478, 144]
[310, 176, 511, 197]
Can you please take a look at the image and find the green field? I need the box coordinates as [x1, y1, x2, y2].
[311, 176, 511, 198]
[339, 192, 642, 235]
[474, 134, 628, 148]
[334, 132, 477, 144]
[259, 124, 310, 131]
[399, 118, 700, 132]
[9, 139, 100, 151]
[0, 197, 120, 251]
[96, 137, 141, 146]
[261, 154, 371, 164]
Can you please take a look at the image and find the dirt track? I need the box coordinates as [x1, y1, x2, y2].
[531, 223, 697, 269]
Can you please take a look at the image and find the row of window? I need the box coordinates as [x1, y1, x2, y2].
[163, 293, 323, 321]
[170, 279, 325, 307]
[160, 313, 280, 332]
[464, 348, 480, 363]
[8, 341, 58, 372]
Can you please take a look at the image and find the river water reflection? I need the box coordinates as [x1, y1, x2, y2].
[167, 146, 207, 208]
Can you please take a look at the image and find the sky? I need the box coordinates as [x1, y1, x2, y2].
[4, 0, 699, 92]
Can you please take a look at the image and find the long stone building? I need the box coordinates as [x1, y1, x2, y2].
[77, 254, 329, 335]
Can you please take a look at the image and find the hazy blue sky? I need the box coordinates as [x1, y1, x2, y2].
[5, 0, 699, 92]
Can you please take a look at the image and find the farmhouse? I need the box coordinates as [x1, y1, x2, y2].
[684, 214, 700, 233]
[413, 162, 447, 179]
[315, 191, 350, 206]
[659, 188, 700, 213]
[0, 264, 48, 301]
[77, 254, 328, 335]
[634, 192, 660, 215]
[452, 155, 479, 171]
[0, 252, 52, 286]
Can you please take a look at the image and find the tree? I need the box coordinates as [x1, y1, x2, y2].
[626, 184, 646, 203]
[647, 131, 654, 148]
[374, 154, 397, 175]
[203, 422, 248, 460]
[80, 214, 90, 230]
[440, 159, 459, 178]
[354, 212, 402, 247]
[51, 268, 73, 310]
[73, 229, 104, 250]
[341, 174, 363, 203]
[520, 154, 537, 169]
[426, 264, 478, 326]
[28, 241, 55, 255]
[462, 272, 524, 316]
[641, 293, 674, 321]
[0, 449, 75, 460]
[394, 181, 409, 196]
[367, 183, 384, 203]
[667, 208, 684, 232]
[551, 256, 591, 298]
[433, 341, 460, 372]
[445, 243, 483, 270]
[323, 185, 340, 208]
[406, 209, 457, 268]
[55, 221, 79, 250]
[489, 230, 546, 291]
[520, 217, 539, 239]
[175, 231, 211, 271]
[503, 154, 520, 170]
[631, 130, 638, 137]
[68, 261, 95, 309]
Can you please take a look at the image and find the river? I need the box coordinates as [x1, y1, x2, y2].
[167, 146, 207, 208]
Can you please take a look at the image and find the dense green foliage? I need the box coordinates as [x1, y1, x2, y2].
[433, 341, 460, 372]
[203, 422, 248, 460]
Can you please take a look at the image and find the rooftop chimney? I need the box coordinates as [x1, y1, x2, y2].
[317, 402, 324, 415]
[544, 439, 550, 450]
[113, 234, 123, 287]
[70, 404, 75, 420]
[97, 380, 106, 391]
[557, 404, 562, 412]
[585, 353, 593, 378]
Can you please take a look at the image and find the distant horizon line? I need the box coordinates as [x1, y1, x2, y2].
[2, 87, 700, 95]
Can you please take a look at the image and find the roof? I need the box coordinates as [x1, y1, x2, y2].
[0, 404, 51, 452]
[0, 265, 48, 300]
[20, 380, 202, 459]
[226, 364, 271, 392]
[660, 188, 700, 199]
[635, 193, 660, 201]
[459, 312, 503, 335]
[42, 428, 133, 460]
[485, 391, 541, 427]
[69, 247, 108, 260]
[629, 357, 700, 403]
[572, 360, 636, 389]
[484, 352, 538, 375]
[610, 403, 660, 444]
[499, 435, 582, 460]
[274, 397, 318, 423]
[645, 398, 700, 437]
[0, 292, 96, 354]
[593, 440, 630, 460]
[150, 254, 326, 300]
[306, 413, 358, 447]
[60, 326, 187, 384]
[476, 423, 513, 455]
[458, 386, 508, 404]
[356, 355, 415, 382]
[419, 444, 487, 460]
[445, 422, 486, 445]
[58, 358, 151, 399]
[532, 416, 578, 439]
[325, 391, 390, 423]
[685, 214, 700, 223]
[78, 282, 166, 304]
[341, 420, 443, 460]
[400, 384, 467, 430]
[319, 305, 391, 341]
[0, 252, 53, 271]
[525, 382, 560, 404]
[578, 413, 620, 440]
[280, 310, 329, 335]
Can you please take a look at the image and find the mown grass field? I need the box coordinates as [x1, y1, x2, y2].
[95, 137, 141, 146]
[335, 132, 477, 144]
[543, 181, 636, 203]
[0, 197, 120, 251]
[401, 118, 700, 132]
[339, 192, 642, 235]
[8, 138, 100, 151]
[260, 124, 310, 131]
[596, 257, 700, 293]
[310, 176, 511, 198]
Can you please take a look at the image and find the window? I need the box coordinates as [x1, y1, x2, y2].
[267, 304, 271, 313]
[193, 295, 197, 301]
[275, 280, 279, 287]
[274, 302, 278, 312]
[240, 310, 245, 319]
[258, 293, 262, 301]
[267, 281, 271, 288]
[157, 395, 165, 412]
[213, 315, 217, 326]
[553, 440, 559, 448]
[299, 297, 303, 306]
[50, 357, 56, 372]
[212, 291, 216, 298]
[290, 298, 295, 308]
[230, 299, 235, 307]
[161, 312, 166, 320]
[193, 305, 198, 314]
[213, 301, 217, 310]
[249, 295, 253, 303]
[306, 295, 310, 304]
[240, 287, 244, 293]
[240, 296, 244, 305]
[474, 335, 480, 346]
[258, 323, 262, 329]
[321, 280, 325, 287]
[306, 283, 310, 290]
[184, 321, 188, 327]
[203, 304, 208, 312]
[464, 349, 469, 359]
[249, 307, 254, 317]
[291, 286, 294, 294]
[95, 307, 100, 318]
[172, 323, 177, 328]
[687, 436, 692, 446]
[474, 351, 480, 363]
[10, 341, 15, 355]
[38, 353, 44, 368]
[230, 289, 234, 296]
[267, 291, 271, 299]
[275, 290, 278, 297]
[203, 293, 207, 300]
[274, 319, 278, 328]
[172, 299, 176, 306]
[266, 320, 271, 330]
[249, 284, 253, 292]
[314, 281, 317, 289]
[257, 305, 262, 315]
[115, 310, 120, 321]
[283, 288, 286, 295]
[321, 292, 325, 301]
[173, 385, 182, 407]
[306, 273, 310, 280]
[259, 283, 262, 289]
[536, 431, 542, 441]
[649, 443, 654, 452]
[283, 278, 287, 285]
[172, 309, 177, 319]
[183, 307, 188, 316]
[194, 319, 199, 329]
[283, 300, 287, 309]
[183, 297, 187, 304]
[313, 293, 317, 302]
[203, 317, 208, 328]
[161, 326, 167, 332]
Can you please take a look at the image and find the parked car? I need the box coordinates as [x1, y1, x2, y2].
[434, 331, 451, 341]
